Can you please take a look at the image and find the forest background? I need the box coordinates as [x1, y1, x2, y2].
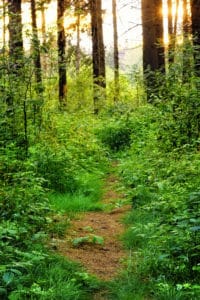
[0, 0, 199, 299]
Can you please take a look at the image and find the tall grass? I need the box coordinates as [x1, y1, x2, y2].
[49, 192, 103, 213]
[49, 172, 104, 213]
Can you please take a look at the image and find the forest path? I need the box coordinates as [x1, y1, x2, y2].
[52, 165, 131, 281]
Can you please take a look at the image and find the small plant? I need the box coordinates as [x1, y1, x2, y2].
[72, 235, 104, 247]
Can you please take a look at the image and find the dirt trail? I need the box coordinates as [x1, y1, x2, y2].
[52, 172, 131, 281]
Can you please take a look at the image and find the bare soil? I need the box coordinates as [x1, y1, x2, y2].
[51, 173, 131, 281]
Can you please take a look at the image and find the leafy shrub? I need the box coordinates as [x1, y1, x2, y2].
[97, 110, 134, 152]
[154, 68, 200, 151]
[30, 143, 78, 193]
[116, 105, 200, 298]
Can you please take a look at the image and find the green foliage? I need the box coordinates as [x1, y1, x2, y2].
[30, 142, 78, 193]
[115, 104, 200, 298]
[97, 105, 135, 152]
[72, 235, 104, 247]
[150, 62, 200, 151]
[49, 191, 103, 213]
[30, 112, 107, 193]
[1, 254, 101, 300]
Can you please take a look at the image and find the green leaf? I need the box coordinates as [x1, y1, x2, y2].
[190, 226, 200, 232]
[72, 236, 89, 247]
[92, 235, 104, 245]
[3, 272, 15, 285]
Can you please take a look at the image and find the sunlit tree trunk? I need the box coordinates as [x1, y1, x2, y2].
[75, 0, 81, 74]
[2, 0, 6, 51]
[183, 0, 191, 34]
[142, 0, 165, 71]
[168, 0, 173, 36]
[155, 0, 165, 71]
[38, 0, 51, 72]
[90, 0, 106, 114]
[168, 0, 173, 62]
[57, 0, 67, 108]
[168, 0, 179, 63]
[191, 0, 200, 76]
[41, 1, 47, 71]
[112, 0, 119, 102]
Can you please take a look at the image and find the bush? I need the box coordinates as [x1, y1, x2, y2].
[116, 105, 200, 298]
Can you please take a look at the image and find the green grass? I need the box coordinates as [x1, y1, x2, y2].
[49, 192, 103, 213]
[49, 171, 105, 213]
[7, 254, 102, 300]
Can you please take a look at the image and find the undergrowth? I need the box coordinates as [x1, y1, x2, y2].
[104, 103, 200, 300]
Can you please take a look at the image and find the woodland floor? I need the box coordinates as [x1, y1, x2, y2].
[51, 168, 131, 285]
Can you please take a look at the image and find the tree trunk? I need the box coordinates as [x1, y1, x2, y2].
[168, 0, 173, 36]
[2, 0, 6, 52]
[182, 0, 192, 81]
[191, 0, 200, 76]
[75, 0, 81, 74]
[41, 1, 47, 71]
[8, 0, 23, 68]
[168, 0, 179, 63]
[90, 0, 106, 114]
[155, 0, 165, 71]
[142, 0, 165, 100]
[57, 0, 67, 108]
[31, 0, 43, 130]
[142, 0, 165, 72]
[31, 0, 43, 90]
[112, 0, 119, 102]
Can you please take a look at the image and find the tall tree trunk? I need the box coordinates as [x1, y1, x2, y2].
[182, 0, 192, 81]
[31, 0, 43, 129]
[75, 0, 81, 74]
[142, 0, 165, 101]
[168, 0, 179, 63]
[2, 0, 6, 52]
[57, 0, 67, 108]
[142, 0, 165, 72]
[155, 0, 165, 71]
[90, 0, 106, 114]
[112, 0, 119, 102]
[6, 0, 24, 147]
[31, 0, 43, 90]
[168, 0, 173, 36]
[191, 0, 200, 76]
[41, 1, 47, 71]
[8, 0, 23, 68]
[168, 0, 173, 62]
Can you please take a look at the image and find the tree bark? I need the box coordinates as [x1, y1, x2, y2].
[31, 0, 43, 90]
[57, 0, 67, 108]
[2, 0, 6, 52]
[90, 0, 106, 114]
[142, 0, 165, 101]
[75, 0, 81, 74]
[168, 0, 179, 63]
[31, 0, 43, 130]
[142, 0, 165, 72]
[8, 0, 23, 68]
[112, 0, 119, 102]
[182, 0, 192, 81]
[191, 0, 200, 76]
